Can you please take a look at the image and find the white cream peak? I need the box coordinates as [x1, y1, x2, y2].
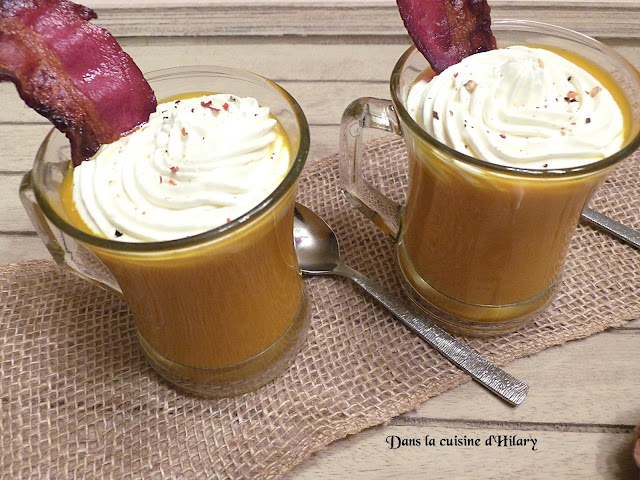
[73, 94, 290, 241]
[407, 46, 624, 169]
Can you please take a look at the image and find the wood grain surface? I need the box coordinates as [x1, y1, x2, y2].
[1, 2, 639, 478]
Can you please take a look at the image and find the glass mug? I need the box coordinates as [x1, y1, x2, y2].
[20, 66, 311, 397]
[340, 20, 640, 336]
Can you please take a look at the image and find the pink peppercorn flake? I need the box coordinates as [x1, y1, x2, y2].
[464, 80, 477, 93]
[589, 86, 602, 98]
[201, 100, 220, 112]
[170, 166, 179, 173]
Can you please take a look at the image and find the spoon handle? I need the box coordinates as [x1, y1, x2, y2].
[581, 207, 640, 249]
[336, 263, 529, 406]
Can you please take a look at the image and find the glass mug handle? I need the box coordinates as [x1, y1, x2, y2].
[339, 97, 404, 239]
[19, 171, 123, 295]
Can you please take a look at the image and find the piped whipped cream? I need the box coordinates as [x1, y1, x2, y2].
[407, 45, 625, 169]
[73, 93, 290, 242]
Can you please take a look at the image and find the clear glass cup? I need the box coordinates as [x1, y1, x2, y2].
[340, 20, 640, 336]
[20, 66, 311, 397]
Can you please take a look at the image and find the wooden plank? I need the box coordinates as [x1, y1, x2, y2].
[0, 175, 34, 233]
[0, 124, 54, 172]
[106, 38, 408, 83]
[404, 332, 640, 425]
[0, 78, 395, 126]
[0, 235, 49, 264]
[0, 39, 405, 127]
[610, 39, 640, 68]
[2, 37, 637, 126]
[78, 1, 640, 39]
[284, 423, 639, 478]
[1, 32, 637, 126]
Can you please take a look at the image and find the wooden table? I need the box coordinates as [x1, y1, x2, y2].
[1, 1, 639, 477]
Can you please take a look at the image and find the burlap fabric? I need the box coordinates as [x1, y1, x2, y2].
[2, 136, 639, 478]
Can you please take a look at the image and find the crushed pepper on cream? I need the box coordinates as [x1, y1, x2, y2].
[407, 46, 625, 169]
[73, 94, 290, 241]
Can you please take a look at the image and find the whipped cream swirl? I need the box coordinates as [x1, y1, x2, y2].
[73, 94, 290, 242]
[407, 46, 625, 169]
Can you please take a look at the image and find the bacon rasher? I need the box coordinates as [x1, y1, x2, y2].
[396, 0, 497, 74]
[0, 0, 157, 166]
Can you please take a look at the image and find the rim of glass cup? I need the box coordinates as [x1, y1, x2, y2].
[390, 19, 640, 178]
[32, 65, 311, 252]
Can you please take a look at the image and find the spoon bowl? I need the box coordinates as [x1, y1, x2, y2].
[294, 205, 341, 273]
[293, 202, 529, 406]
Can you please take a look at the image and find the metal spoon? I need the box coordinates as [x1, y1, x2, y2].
[582, 207, 640, 250]
[293, 202, 529, 406]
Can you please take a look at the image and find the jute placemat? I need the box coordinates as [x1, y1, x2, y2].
[2, 136, 639, 478]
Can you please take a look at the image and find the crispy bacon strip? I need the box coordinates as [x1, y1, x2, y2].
[396, 0, 497, 74]
[0, 0, 157, 165]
